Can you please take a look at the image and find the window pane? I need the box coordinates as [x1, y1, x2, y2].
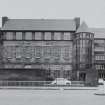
[35, 32, 42, 40]
[64, 32, 71, 40]
[25, 32, 32, 40]
[45, 32, 51, 40]
[54, 32, 61, 40]
[16, 32, 22, 40]
[6, 32, 13, 40]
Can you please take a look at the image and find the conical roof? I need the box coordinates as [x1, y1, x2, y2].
[76, 21, 91, 33]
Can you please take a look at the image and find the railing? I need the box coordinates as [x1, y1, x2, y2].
[0, 81, 52, 87]
[0, 81, 85, 87]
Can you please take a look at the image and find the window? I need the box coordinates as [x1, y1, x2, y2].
[82, 33, 86, 38]
[43, 47, 51, 57]
[6, 32, 13, 40]
[95, 40, 104, 44]
[44, 32, 51, 40]
[53, 47, 61, 58]
[22, 32, 25, 40]
[24, 46, 32, 58]
[63, 47, 71, 61]
[35, 32, 42, 40]
[16, 32, 22, 40]
[15, 46, 22, 59]
[35, 47, 41, 62]
[32, 32, 35, 40]
[54, 32, 61, 40]
[64, 32, 71, 40]
[95, 55, 105, 60]
[4, 46, 14, 59]
[91, 34, 94, 39]
[35, 47, 42, 58]
[13, 32, 16, 40]
[64, 65, 72, 71]
[51, 32, 54, 40]
[25, 32, 32, 40]
[86, 34, 90, 38]
[95, 56, 98, 60]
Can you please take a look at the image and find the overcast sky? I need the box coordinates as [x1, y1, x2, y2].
[0, 0, 105, 28]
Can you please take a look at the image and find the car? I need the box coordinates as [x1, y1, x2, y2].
[98, 78, 104, 85]
[51, 78, 71, 86]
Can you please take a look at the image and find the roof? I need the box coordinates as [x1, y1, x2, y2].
[2, 19, 76, 31]
[90, 28, 105, 38]
[76, 21, 91, 33]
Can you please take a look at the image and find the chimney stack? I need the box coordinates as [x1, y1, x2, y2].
[74, 17, 80, 30]
[2, 16, 8, 27]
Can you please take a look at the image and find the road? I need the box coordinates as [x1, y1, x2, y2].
[0, 89, 105, 105]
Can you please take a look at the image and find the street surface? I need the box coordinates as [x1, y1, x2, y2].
[0, 89, 105, 105]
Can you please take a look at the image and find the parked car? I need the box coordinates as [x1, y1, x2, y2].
[98, 78, 104, 85]
[51, 78, 71, 86]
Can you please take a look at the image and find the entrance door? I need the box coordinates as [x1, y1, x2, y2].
[79, 73, 86, 81]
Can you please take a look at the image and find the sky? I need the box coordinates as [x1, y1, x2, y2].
[0, 0, 105, 28]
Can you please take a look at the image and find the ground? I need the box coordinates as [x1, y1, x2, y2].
[0, 89, 105, 105]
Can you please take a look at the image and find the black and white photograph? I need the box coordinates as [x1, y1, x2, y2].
[0, 0, 105, 105]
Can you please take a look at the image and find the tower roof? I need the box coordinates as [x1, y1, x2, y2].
[76, 21, 91, 33]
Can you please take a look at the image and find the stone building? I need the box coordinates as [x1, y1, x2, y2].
[0, 16, 105, 85]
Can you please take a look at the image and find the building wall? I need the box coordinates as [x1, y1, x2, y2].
[94, 39, 105, 79]
[0, 30, 104, 83]
[0, 31, 74, 80]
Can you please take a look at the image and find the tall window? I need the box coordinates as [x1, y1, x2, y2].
[63, 47, 71, 61]
[15, 46, 22, 59]
[35, 32, 42, 40]
[44, 32, 51, 40]
[25, 32, 32, 40]
[35, 47, 42, 58]
[43, 47, 51, 62]
[54, 32, 61, 40]
[24, 46, 32, 58]
[31, 46, 35, 62]
[16, 32, 22, 40]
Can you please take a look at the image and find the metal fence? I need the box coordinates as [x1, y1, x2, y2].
[0, 81, 85, 87]
[0, 81, 52, 87]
